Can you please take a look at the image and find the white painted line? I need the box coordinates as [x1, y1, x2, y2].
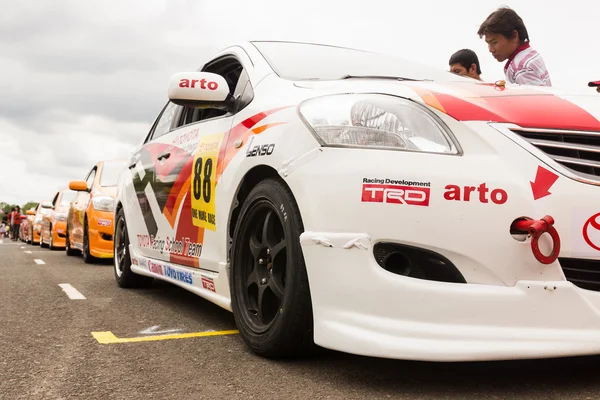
[0, 239, 3, 244]
[34, 259, 45, 265]
[58, 284, 86, 300]
[20, 246, 25, 249]
[24, 251, 32, 254]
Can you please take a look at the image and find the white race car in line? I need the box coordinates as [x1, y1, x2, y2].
[114, 40, 600, 362]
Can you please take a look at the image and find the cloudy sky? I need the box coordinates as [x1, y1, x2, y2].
[0, 0, 598, 206]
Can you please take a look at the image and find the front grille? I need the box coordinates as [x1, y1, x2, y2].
[559, 258, 600, 291]
[511, 128, 600, 179]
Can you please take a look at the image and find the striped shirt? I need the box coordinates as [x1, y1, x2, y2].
[504, 43, 552, 86]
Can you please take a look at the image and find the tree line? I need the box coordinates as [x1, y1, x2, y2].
[1, 201, 39, 219]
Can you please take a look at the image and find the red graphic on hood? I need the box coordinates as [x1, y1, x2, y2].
[409, 82, 600, 132]
[583, 212, 600, 252]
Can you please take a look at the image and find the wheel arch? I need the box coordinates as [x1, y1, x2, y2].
[226, 165, 301, 263]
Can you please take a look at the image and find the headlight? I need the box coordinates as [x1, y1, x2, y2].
[55, 212, 68, 222]
[297, 94, 460, 154]
[92, 196, 115, 212]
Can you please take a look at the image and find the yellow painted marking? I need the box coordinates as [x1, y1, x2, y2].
[91, 329, 239, 344]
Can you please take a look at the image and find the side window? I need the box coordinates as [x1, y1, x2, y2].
[85, 169, 96, 189]
[233, 68, 254, 112]
[152, 101, 178, 140]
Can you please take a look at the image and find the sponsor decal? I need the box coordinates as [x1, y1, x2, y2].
[163, 265, 193, 285]
[136, 234, 203, 258]
[97, 219, 112, 227]
[361, 178, 431, 206]
[148, 260, 164, 276]
[178, 78, 219, 91]
[191, 133, 224, 231]
[172, 127, 201, 154]
[443, 183, 507, 204]
[130, 256, 147, 268]
[245, 135, 275, 157]
[201, 276, 216, 292]
[583, 212, 600, 252]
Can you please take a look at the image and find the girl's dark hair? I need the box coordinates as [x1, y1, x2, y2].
[478, 7, 529, 43]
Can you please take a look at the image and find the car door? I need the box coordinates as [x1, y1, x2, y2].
[152, 52, 255, 272]
[125, 100, 179, 261]
[71, 167, 96, 248]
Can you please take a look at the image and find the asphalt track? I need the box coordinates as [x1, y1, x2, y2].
[2, 238, 600, 399]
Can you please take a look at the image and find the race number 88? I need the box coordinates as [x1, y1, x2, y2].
[193, 157, 213, 203]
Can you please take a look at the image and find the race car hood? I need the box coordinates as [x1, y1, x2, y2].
[293, 79, 600, 132]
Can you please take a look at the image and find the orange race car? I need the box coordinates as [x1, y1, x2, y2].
[40, 189, 78, 249]
[29, 202, 51, 245]
[66, 159, 127, 263]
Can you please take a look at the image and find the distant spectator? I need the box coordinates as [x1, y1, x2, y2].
[449, 49, 483, 81]
[9, 206, 21, 241]
[478, 6, 552, 86]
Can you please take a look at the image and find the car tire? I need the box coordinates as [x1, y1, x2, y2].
[230, 178, 314, 358]
[48, 227, 54, 250]
[82, 218, 97, 264]
[65, 230, 78, 256]
[40, 228, 47, 248]
[113, 207, 152, 288]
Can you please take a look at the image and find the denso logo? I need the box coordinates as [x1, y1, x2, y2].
[178, 78, 218, 90]
[361, 184, 430, 206]
[246, 135, 275, 157]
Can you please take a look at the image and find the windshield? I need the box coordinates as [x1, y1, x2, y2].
[60, 190, 78, 206]
[251, 41, 471, 82]
[99, 160, 127, 187]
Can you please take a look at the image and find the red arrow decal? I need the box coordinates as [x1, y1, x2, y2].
[530, 166, 559, 200]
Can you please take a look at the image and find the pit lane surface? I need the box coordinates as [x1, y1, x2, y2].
[2, 238, 600, 400]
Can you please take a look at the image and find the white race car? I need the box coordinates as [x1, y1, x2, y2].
[114, 41, 600, 362]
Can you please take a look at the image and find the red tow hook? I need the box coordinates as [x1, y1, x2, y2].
[510, 215, 561, 264]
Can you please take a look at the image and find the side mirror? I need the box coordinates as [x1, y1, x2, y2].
[41, 201, 53, 209]
[26, 210, 36, 215]
[69, 180, 88, 192]
[167, 72, 234, 110]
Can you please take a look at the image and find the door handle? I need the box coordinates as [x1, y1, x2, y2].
[129, 159, 139, 169]
[157, 152, 171, 161]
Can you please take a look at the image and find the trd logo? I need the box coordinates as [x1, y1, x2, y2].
[201, 276, 216, 292]
[361, 184, 430, 206]
[246, 136, 275, 157]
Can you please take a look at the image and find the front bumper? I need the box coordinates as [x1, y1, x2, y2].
[285, 121, 600, 361]
[53, 221, 67, 247]
[301, 232, 600, 361]
[88, 211, 114, 258]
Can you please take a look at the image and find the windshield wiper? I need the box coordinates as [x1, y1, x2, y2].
[339, 75, 421, 81]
